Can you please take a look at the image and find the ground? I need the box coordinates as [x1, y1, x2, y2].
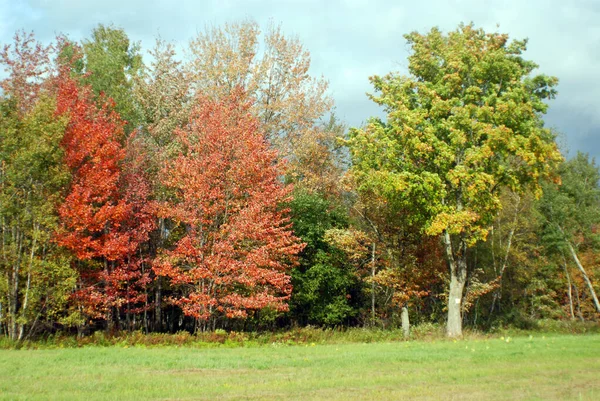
[1, 334, 599, 400]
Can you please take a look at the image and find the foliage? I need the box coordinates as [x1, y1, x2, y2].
[0, 30, 54, 114]
[0, 32, 76, 340]
[187, 20, 338, 192]
[286, 114, 347, 197]
[188, 20, 332, 150]
[343, 180, 448, 326]
[539, 153, 600, 250]
[348, 23, 563, 336]
[153, 91, 303, 326]
[133, 37, 191, 159]
[79, 24, 143, 131]
[0, 95, 75, 340]
[55, 71, 154, 326]
[0, 22, 597, 340]
[539, 153, 600, 314]
[288, 191, 364, 326]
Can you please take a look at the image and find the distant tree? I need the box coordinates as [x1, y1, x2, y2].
[133, 37, 191, 155]
[153, 91, 303, 330]
[188, 20, 333, 160]
[471, 190, 552, 325]
[340, 177, 446, 328]
[286, 114, 347, 198]
[348, 24, 562, 336]
[79, 24, 143, 131]
[539, 153, 600, 313]
[0, 30, 53, 114]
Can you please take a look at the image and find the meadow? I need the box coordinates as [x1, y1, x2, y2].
[1, 333, 599, 400]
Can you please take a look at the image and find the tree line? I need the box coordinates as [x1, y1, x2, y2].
[1, 21, 598, 341]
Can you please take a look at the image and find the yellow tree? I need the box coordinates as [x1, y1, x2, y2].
[188, 20, 333, 161]
[348, 24, 562, 337]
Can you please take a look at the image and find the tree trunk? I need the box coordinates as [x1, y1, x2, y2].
[9, 229, 24, 341]
[447, 257, 467, 337]
[17, 269, 31, 341]
[155, 277, 163, 331]
[154, 217, 167, 332]
[371, 242, 376, 326]
[19, 225, 38, 341]
[561, 253, 575, 320]
[488, 196, 519, 319]
[125, 283, 131, 332]
[566, 241, 600, 312]
[401, 305, 410, 339]
[443, 230, 467, 338]
[572, 280, 585, 321]
[0, 301, 4, 336]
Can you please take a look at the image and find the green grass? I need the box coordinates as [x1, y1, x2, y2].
[1, 334, 599, 400]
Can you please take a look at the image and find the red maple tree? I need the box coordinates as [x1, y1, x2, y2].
[154, 91, 304, 324]
[0, 30, 53, 114]
[55, 72, 155, 325]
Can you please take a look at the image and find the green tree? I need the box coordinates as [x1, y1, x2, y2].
[471, 190, 558, 327]
[288, 190, 363, 326]
[539, 152, 600, 313]
[348, 24, 562, 336]
[0, 33, 76, 340]
[80, 24, 143, 131]
[0, 96, 75, 340]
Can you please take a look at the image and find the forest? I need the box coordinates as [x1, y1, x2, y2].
[1, 21, 599, 342]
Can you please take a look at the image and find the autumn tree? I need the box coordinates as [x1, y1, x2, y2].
[348, 24, 562, 337]
[462, 189, 561, 327]
[188, 21, 334, 175]
[154, 91, 303, 330]
[539, 153, 600, 313]
[132, 38, 192, 330]
[0, 32, 77, 340]
[0, 96, 76, 340]
[340, 176, 446, 328]
[286, 114, 347, 198]
[0, 31, 55, 114]
[55, 70, 154, 331]
[133, 38, 191, 153]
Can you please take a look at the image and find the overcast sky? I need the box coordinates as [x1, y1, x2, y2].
[1, 0, 599, 160]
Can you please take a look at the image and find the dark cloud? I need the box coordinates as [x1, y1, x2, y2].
[1, 0, 598, 159]
[546, 103, 600, 159]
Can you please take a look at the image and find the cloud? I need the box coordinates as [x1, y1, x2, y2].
[1, 0, 598, 158]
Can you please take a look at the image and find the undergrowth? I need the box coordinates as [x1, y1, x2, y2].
[1, 319, 598, 350]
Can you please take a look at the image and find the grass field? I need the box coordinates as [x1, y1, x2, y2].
[1, 334, 599, 400]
